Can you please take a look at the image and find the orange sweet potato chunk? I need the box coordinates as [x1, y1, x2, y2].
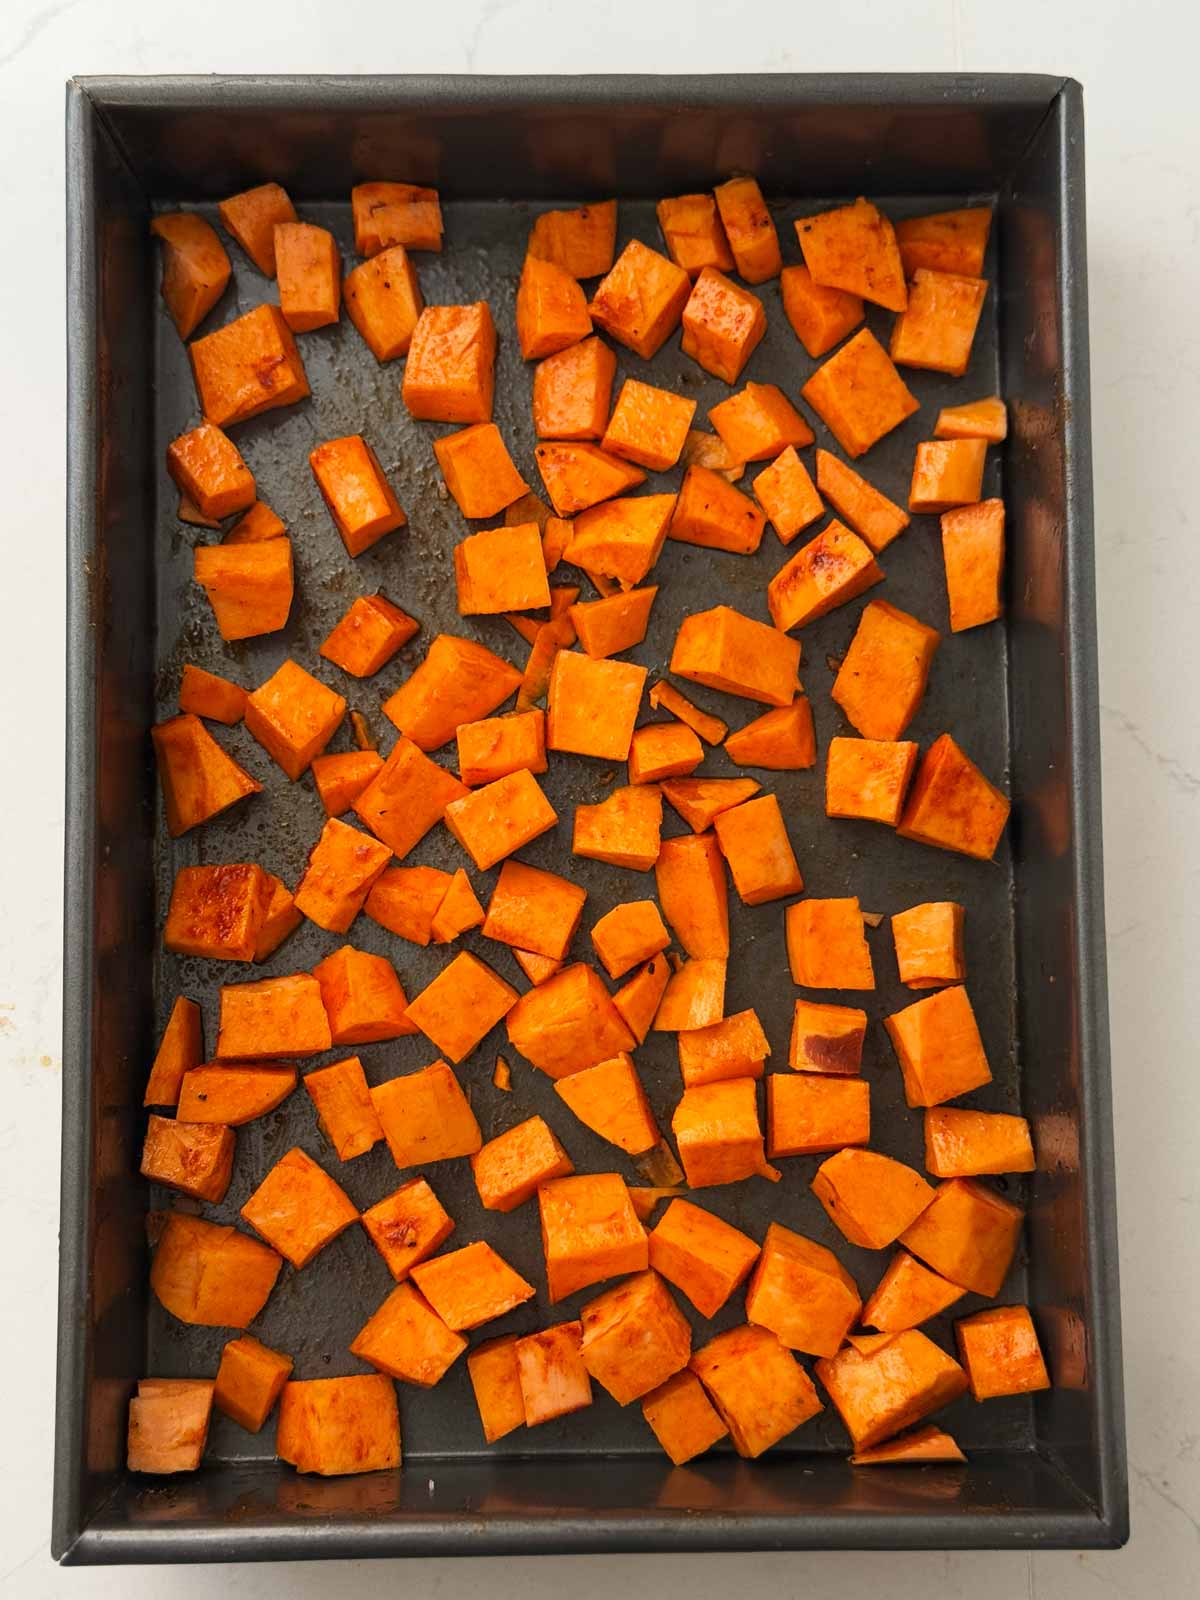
[935, 396, 1007, 443]
[351, 1281, 466, 1387]
[573, 783, 662, 871]
[482, 858, 586, 961]
[661, 776, 760, 833]
[151, 713, 260, 838]
[362, 1177, 455, 1279]
[648, 1198, 759, 1316]
[815, 449, 910, 553]
[370, 1060, 482, 1169]
[353, 740, 468, 862]
[214, 1335, 293, 1432]
[216, 973, 332, 1061]
[275, 221, 341, 332]
[225, 498, 286, 543]
[436, 423, 528, 521]
[150, 1212, 282, 1328]
[140, 1115, 234, 1204]
[513, 950, 563, 986]
[724, 698, 816, 771]
[710, 384, 813, 465]
[383, 634, 521, 753]
[507, 961, 636, 1080]
[891, 269, 988, 377]
[528, 199, 617, 278]
[767, 1073, 870, 1159]
[457, 709, 546, 787]
[412, 1240, 535, 1331]
[941, 498, 1005, 631]
[671, 1077, 776, 1187]
[893, 901, 966, 989]
[643, 1369, 728, 1464]
[276, 1374, 401, 1476]
[884, 975, 991, 1108]
[555, 1052, 659, 1155]
[127, 1379, 215, 1474]
[353, 181, 443, 256]
[925, 1108, 1034, 1178]
[713, 793, 803, 906]
[312, 945, 415, 1044]
[796, 198, 906, 311]
[654, 957, 727, 1032]
[472, 1115, 574, 1213]
[304, 1055, 385, 1160]
[655, 830, 729, 959]
[861, 1249, 966, 1333]
[815, 1329, 968, 1450]
[176, 1063, 296, 1125]
[563, 493, 676, 589]
[669, 464, 766, 555]
[768, 519, 883, 633]
[802, 328, 918, 459]
[657, 193, 734, 277]
[365, 864, 453, 943]
[591, 900, 670, 981]
[245, 659, 346, 781]
[516, 253, 593, 359]
[538, 1172, 648, 1302]
[444, 768, 558, 871]
[691, 1324, 823, 1457]
[253, 874, 303, 962]
[344, 243, 424, 359]
[900, 1178, 1023, 1297]
[897, 733, 1010, 860]
[779, 262, 863, 359]
[580, 1269, 692, 1404]
[588, 239, 690, 359]
[648, 680, 728, 745]
[627, 722, 704, 786]
[681, 267, 767, 383]
[677, 1008, 769, 1088]
[456, 523, 550, 616]
[532, 335, 617, 440]
[712, 176, 781, 283]
[812, 1149, 934, 1250]
[145, 997, 203, 1108]
[535, 441, 646, 516]
[546, 650, 646, 761]
[190, 303, 309, 427]
[786, 897, 875, 990]
[428, 867, 485, 944]
[310, 434, 406, 557]
[320, 594, 418, 681]
[909, 438, 987, 514]
[404, 952, 519, 1063]
[516, 1322, 593, 1425]
[789, 998, 867, 1076]
[193, 539, 294, 641]
[241, 1147, 358, 1268]
[956, 1306, 1050, 1399]
[402, 301, 497, 423]
[851, 1423, 965, 1465]
[752, 448, 823, 545]
[895, 206, 992, 278]
[294, 818, 392, 933]
[467, 1336, 526, 1443]
[831, 600, 940, 741]
[745, 1222, 862, 1357]
[671, 605, 801, 707]
[164, 862, 270, 964]
[601, 379, 696, 472]
[167, 422, 255, 521]
[569, 586, 657, 660]
[826, 736, 919, 826]
[179, 663, 245, 726]
[151, 212, 230, 339]
[218, 182, 296, 275]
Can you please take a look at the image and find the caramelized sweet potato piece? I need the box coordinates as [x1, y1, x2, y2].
[507, 961, 636, 1080]
[150, 212, 230, 338]
[402, 301, 496, 423]
[655, 830, 729, 959]
[802, 329, 918, 459]
[588, 239, 690, 359]
[304, 1055, 385, 1160]
[344, 243, 424, 359]
[245, 658, 346, 781]
[941, 498, 1005, 631]
[563, 493, 676, 589]
[602, 379, 696, 471]
[275, 220, 341, 332]
[140, 1115, 235, 1204]
[851, 1424, 965, 1465]
[294, 817, 392, 933]
[482, 858, 586, 961]
[456, 523, 550, 616]
[812, 1149, 934, 1250]
[677, 1008, 769, 1088]
[412, 1240, 536, 1331]
[277, 1374, 401, 1476]
[555, 1052, 659, 1155]
[590, 900, 671, 981]
[353, 739, 469, 859]
[309, 434, 406, 557]
[241, 1147, 358, 1268]
[535, 441, 646, 516]
[815, 1329, 968, 1450]
[654, 957, 727, 1032]
[351, 1281, 466, 1387]
[713, 177, 781, 283]
[573, 783, 662, 870]
[312, 750, 385, 817]
[516, 253, 592, 359]
[164, 862, 269, 964]
[404, 951, 519, 1063]
[528, 199, 617, 278]
[713, 793, 803, 905]
[614, 954, 672, 1044]
[371, 1059, 483, 1169]
[909, 438, 987, 513]
[648, 1198, 759, 1316]
[190, 303, 309, 427]
[669, 464, 766, 555]
[895, 206, 992, 278]
[193, 537, 294, 641]
[364, 864, 452, 944]
[516, 1322, 593, 1425]
[127, 1379, 214, 1474]
[145, 997, 203, 1108]
[312, 945, 415, 1043]
[467, 1336, 526, 1443]
[789, 999, 866, 1076]
[815, 449, 910, 553]
[538, 1172, 648, 1302]
[826, 736, 919, 826]
[436, 423, 528, 521]
[796, 198, 906, 311]
[151, 713, 260, 838]
[899, 1178, 1023, 1297]
[924, 1108, 1035, 1178]
[657, 193, 734, 277]
[691, 1324, 822, 1457]
[150, 1211, 282, 1328]
[724, 698, 816, 770]
[362, 1177, 455, 1278]
[580, 1269, 692, 1404]
[768, 520, 883, 633]
[214, 1337, 293, 1433]
[627, 722, 704, 786]
[891, 269, 988, 377]
[746, 1223, 861, 1357]
[179, 663, 245, 725]
[472, 1115, 574, 1213]
[532, 335, 616, 440]
[218, 182, 295, 275]
[786, 897, 875, 990]
[779, 262, 863, 358]
[832, 600, 940, 740]
[176, 1063, 296, 1125]
[752, 447, 823, 545]
[897, 734, 1010, 860]
[253, 874, 302, 962]
[444, 768, 558, 870]
[681, 267, 766, 382]
[671, 604, 801, 706]
[710, 383, 813, 464]
[956, 1306, 1050, 1399]
[935, 396, 1007, 443]
[893, 901, 966, 989]
[383, 633, 520, 753]
[224, 499, 286, 544]
[353, 181, 443, 255]
[767, 1074, 870, 1158]
[861, 1249, 966, 1333]
[167, 422, 255, 521]
[672, 1076, 776, 1186]
[642, 1369, 728, 1464]
[216, 972, 332, 1061]
[661, 776, 760, 833]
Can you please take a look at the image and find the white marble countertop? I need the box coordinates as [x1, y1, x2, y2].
[2, 2, 1197, 1594]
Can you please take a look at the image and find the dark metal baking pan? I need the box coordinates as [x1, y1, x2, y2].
[56, 73, 1126, 1561]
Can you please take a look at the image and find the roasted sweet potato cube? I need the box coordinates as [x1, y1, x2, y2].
[677, 1008, 769, 1088]
[713, 793, 803, 906]
[956, 1306, 1050, 1399]
[661, 777, 760, 832]
[245, 659, 346, 781]
[365, 864, 453, 944]
[528, 198, 617, 278]
[909, 439, 987, 514]
[546, 650, 646, 761]
[472, 1115, 574, 1214]
[145, 997, 203, 1108]
[179, 663, 245, 725]
[383, 633, 521, 753]
[428, 868, 485, 944]
[812, 1149, 934, 1250]
[351, 1281, 466, 1386]
[294, 818, 392, 933]
[767, 1074, 870, 1158]
[900, 1178, 1023, 1297]
[516, 1321, 593, 1424]
[303, 1055, 385, 1160]
[516, 253, 592, 359]
[590, 900, 670, 981]
[467, 1336, 526, 1443]
[150, 1212, 282, 1328]
[563, 493, 675, 588]
[669, 464, 766, 555]
[691, 1324, 822, 1457]
[164, 863, 269, 964]
[655, 830, 729, 959]
[768, 520, 882, 633]
[507, 962, 636, 1080]
[343, 242, 423, 359]
[362, 1176, 455, 1279]
[309, 434, 406, 557]
[535, 441, 646, 517]
[681, 267, 766, 383]
[936, 396, 1007, 443]
[353, 181, 443, 255]
[789, 999, 867, 1076]
[579, 1269, 691, 1405]
[711, 176, 780, 283]
[354, 741, 468, 862]
[276, 1374, 401, 1476]
[176, 1063, 296, 1125]
[815, 1329, 968, 1450]
[569, 587, 657, 660]
[786, 897, 875, 990]
[861, 1249, 966, 1332]
[802, 329, 918, 459]
[402, 301, 496, 423]
[941, 498, 1005, 631]
[436, 423, 528, 522]
[648, 1198, 758, 1317]
[444, 768, 558, 871]
[646, 1370, 729, 1469]
[892, 901, 965, 989]
[779, 263, 863, 359]
[403, 952, 519, 1063]
[752, 447, 823, 545]
[225, 499, 286, 543]
[412, 1240, 535, 1331]
[826, 736, 919, 826]
[140, 1115, 235, 1204]
[456, 709, 546, 788]
[588, 239, 690, 359]
[127, 1379, 214, 1474]
[151, 713, 260, 838]
[253, 875, 303, 962]
[925, 1108, 1035, 1178]
[320, 594, 418, 680]
[573, 784, 662, 871]
[815, 449, 910, 553]
[897, 734, 1010, 860]
[672, 1078, 775, 1188]
[274, 220, 340, 332]
[538, 1172, 647, 1302]
[312, 945, 414, 1044]
[654, 957, 726, 1032]
[218, 182, 296, 275]
[481, 859, 586, 962]
[601, 379, 696, 471]
[150, 212, 230, 339]
[657, 192, 734, 277]
[167, 422, 255, 521]
[194, 537, 294, 641]
[709, 383, 813, 465]
[370, 1059, 482, 1169]
[241, 1147, 358, 1268]
[532, 335, 616, 440]
[891, 269, 988, 377]
[190, 303, 309, 427]
[216, 973, 332, 1060]
[627, 722, 704, 786]
[796, 197, 906, 311]
[214, 1336, 293, 1433]
[896, 206, 992, 278]
[671, 604, 801, 706]
[832, 600, 940, 741]
[555, 1052, 659, 1155]
[746, 1223, 861, 1357]
[455, 523, 550, 616]
[724, 699, 816, 771]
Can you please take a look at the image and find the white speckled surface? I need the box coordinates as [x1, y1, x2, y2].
[2, 1, 1197, 1592]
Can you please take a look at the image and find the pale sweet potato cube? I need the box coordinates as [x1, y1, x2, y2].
[677, 1008, 769, 1087]
[653, 957, 727, 1032]
[128, 1379, 214, 1474]
[627, 722, 704, 786]
[909, 438, 987, 513]
[150, 1212, 281, 1328]
[515, 1322, 593, 1425]
[893, 901, 966, 989]
[935, 396, 1007, 443]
